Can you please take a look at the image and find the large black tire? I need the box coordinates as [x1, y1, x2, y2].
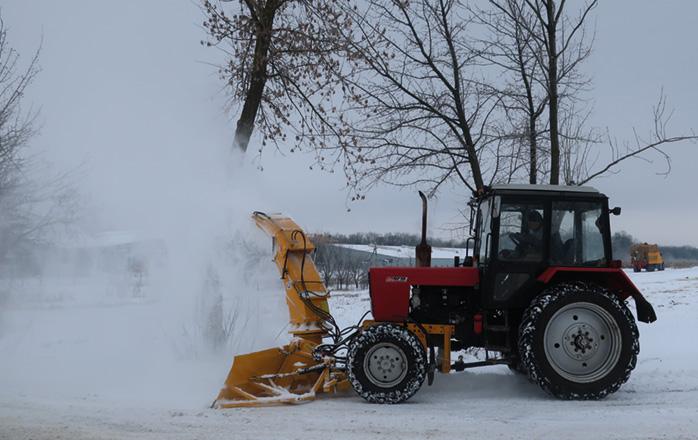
[347, 324, 427, 404]
[519, 281, 639, 399]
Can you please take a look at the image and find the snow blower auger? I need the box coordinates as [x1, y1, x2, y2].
[212, 212, 352, 408]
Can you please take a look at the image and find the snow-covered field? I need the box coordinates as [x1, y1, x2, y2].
[1, 268, 697, 439]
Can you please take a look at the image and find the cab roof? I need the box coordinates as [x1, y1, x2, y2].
[484, 184, 606, 199]
[492, 184, 599, 193]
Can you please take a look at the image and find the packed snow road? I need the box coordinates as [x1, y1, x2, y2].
[1, 268, 697, 439]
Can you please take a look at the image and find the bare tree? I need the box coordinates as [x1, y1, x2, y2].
[473, 0, 599, 185]
[313, 238, 339, 287]
[312, 0, 590, 194]
[476, 1, 696, 188]
[558, 103, 599, 185]
[516, 0, 598, 184]
[347, 255, 368, 289]
[573, 93, 697, 185]
[0, 15, 78, 273]
[0, 15, 40, 267]
[475, 0, 549, 184]
[201, 0, 351, 153]
[311, 0, 527, 198]
[0, 15, 39, 196]
[203, 1, 695, 198]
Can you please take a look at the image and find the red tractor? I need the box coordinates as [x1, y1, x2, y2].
[346, 184, 656, 403]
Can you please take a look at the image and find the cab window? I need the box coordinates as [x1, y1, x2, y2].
[497, 202, 544, 262]
[475, 197, 493, 263]
[550, 201, 606, 266]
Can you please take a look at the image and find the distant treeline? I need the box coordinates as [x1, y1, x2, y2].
[311, 232, 467, 248]
[612, 231, 698, 266]
[310, 232, 698, 282]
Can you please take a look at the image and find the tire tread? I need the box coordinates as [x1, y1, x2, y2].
[518, 281, 639, 399]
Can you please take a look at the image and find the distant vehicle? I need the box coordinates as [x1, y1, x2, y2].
[631, 243, 665, 272]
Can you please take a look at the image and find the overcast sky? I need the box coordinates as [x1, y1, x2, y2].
[4, 1, 697, 246]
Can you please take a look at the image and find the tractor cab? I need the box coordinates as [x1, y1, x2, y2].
[352, 185, 655, 404]
[471, 185, 615, 308]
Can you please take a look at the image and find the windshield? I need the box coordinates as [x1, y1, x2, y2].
[550, 201, 606, 266]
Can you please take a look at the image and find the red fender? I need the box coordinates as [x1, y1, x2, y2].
[537, 267, 656, 323]
[537, 267, 641, 300]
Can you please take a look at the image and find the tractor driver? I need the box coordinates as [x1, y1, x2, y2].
[509, 210, 544, 260]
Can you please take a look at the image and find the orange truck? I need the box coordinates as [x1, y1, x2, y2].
[630, 243, 665, 272]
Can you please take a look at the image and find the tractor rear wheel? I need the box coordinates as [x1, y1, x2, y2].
[519, 282, 639, 399]
[347, 324, 427, 404]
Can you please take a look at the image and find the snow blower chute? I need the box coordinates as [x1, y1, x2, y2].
[212, 212, 350, 408]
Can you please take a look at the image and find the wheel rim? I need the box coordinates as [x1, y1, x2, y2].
[543, 302, 622, 383]
[363, 342, 408, 388]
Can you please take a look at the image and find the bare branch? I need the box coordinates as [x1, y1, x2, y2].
[577, 93, 697, 185]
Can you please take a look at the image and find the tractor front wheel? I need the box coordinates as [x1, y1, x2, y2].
[347, 324, 427, 404]
[519, 282, 639, 399]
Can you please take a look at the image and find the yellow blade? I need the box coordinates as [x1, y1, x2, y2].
[214, 213, 345, 409]
[213, 340, 325, 408]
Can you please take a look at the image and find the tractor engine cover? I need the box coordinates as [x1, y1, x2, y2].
[368, 267, 479, 322]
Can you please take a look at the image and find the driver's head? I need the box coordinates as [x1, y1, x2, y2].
[527, 210, 543, 232]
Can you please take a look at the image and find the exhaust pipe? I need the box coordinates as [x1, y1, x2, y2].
[415, 191, 432, 267]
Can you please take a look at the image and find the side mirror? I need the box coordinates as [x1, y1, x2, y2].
[610, 207, 621, 216]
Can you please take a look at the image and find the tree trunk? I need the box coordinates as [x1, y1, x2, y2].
[546, 0, 560, 185]
[455, 112, 484, 190]
[520, 50, 538, 185]
[456, 98, 485, 191]
[528, 113, 538, 184]
[233, 2, 278, 152]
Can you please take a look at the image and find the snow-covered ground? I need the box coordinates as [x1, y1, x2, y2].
[1, 268, 698, 439]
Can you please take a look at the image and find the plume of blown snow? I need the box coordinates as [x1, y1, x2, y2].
[0, 144, 292, 409]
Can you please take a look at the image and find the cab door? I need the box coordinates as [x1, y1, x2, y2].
[481, 197, 549, 308]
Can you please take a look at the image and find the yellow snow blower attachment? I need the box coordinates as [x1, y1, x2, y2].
[212, 212, 349, 408]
